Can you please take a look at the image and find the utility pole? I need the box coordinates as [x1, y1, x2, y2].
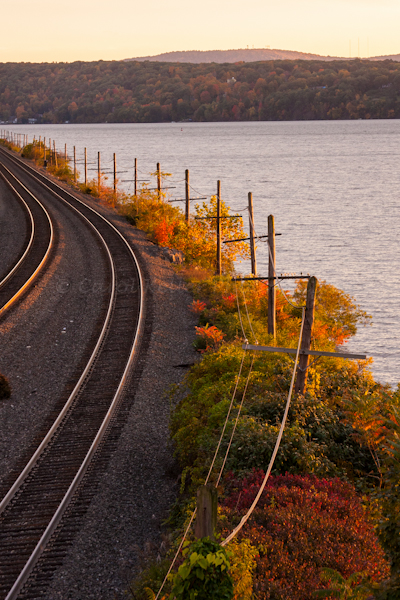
[84, 148, 87, 186]
[73, 146, 77, 183]
[134, 158, 137, 196]
[248, 192, 257, 276]
[43, 137, 47, 168]
[157, 162, 161, 200]
[194, 485, 218, 540]
[98, 151, 101, 194]
[216, 180, 222, 276]
[268, 215, 276, 337]
[64, 143, 67, 162]
[295, 276, 318, 395]
[185, 169, 190, 224]
[113, 152, 117, 197]
[53, 140, 58, 168]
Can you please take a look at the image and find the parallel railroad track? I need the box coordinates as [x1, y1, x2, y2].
[0, 147, 145, 599]
[0, 164, 54, 318]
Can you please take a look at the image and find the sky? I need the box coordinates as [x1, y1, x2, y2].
[2, 0, 400, 63]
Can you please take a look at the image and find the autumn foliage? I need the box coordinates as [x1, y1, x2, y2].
[3, 58, 400, 123]
[221, 472, 390, 599]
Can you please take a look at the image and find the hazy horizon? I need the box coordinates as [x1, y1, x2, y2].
[1, 0, 400, 63]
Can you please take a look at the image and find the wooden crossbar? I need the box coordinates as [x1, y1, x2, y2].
[243, 344, 367, 360]
[195, 215, 242, 220]
[223, 233, 282, 244]
[168, 196, 207, 203]
[233, 275, 310, 281]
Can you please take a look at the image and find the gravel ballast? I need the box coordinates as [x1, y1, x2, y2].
[1, 161, 197, 600]
[0, 177, 110, 484]
[41, 198, 198, 600]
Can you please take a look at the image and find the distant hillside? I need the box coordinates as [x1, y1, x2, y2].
[1, 58, 400, 124]
[371, 54, 400, 62]
[126, 48, 343, 63]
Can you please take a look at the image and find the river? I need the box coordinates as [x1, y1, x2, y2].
[8, 120, 400, 387]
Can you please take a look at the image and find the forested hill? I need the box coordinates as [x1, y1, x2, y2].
[127, 48, 340, 63]
[1, 58, 400, 124]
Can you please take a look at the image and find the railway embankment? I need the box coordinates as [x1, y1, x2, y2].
[40, 204, 199, 600]
[0, 144, 198, 599]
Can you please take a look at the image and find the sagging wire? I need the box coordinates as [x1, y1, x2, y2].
[155, 510, 196, 600]
[205, 352, 247, 485]
[240, 280, 258, 345]
[188, 182, 210, 198]
[155, 351, 247, 600]
[221, 306, 306, 547]
[234, 278, 248, 343]
[216, 352, 255, 487]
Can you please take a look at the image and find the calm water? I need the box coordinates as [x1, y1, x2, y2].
[11, 121, 400, 387]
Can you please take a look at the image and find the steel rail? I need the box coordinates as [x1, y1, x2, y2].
[0, 149, 144, 599]
[0, 171, 35, 290]
[0, 164, 54, 317]
[0, 176, 115, 515]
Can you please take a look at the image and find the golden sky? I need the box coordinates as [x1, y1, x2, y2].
[2, 0, 399, 62]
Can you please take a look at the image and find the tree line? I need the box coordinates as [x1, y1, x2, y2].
[1, 58, 400, 123]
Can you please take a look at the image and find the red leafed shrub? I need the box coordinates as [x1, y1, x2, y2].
[190, 299, 207, 314]
[221, 471, 389, 600]
[194, 324, 225, 352]
[221, 293, 237, 310]
[153, 218, 175, 246]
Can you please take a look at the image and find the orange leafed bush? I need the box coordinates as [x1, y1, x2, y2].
[154, 218, 175, 246]
[194, 324, 225, 352]
[190, 300, 207, 314]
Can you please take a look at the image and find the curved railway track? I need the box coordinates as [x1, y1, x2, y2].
[0, 164, 54, 318]
[0, 148, 145, 599]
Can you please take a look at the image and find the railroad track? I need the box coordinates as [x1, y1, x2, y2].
[0, 147, 145, 599]
[0, 163, 54, 318]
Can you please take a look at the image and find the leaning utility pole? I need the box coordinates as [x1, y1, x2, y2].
[295, 276, 317, 395]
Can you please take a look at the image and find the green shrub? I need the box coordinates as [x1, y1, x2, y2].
[170, 538, 233, 600]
